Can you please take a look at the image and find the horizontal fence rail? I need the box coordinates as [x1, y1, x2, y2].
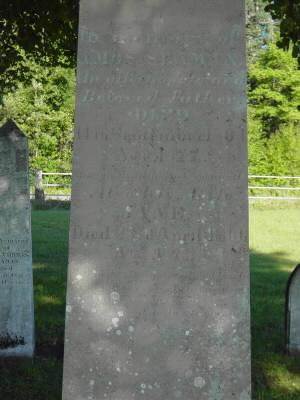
[42, 172, 72, 176]
[248, 175, 300, 201]
[249, 186, 300, 191]
[249, 175, 300, 180]
[30, 171, 300, 202]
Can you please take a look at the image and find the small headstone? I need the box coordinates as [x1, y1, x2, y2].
[286, 264, 300, 355]
[0, 120, 34, 357]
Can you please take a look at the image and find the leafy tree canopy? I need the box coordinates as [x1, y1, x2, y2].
[264, 0, 300, 62]
[246, 0, 275, 62]
[0, 60, 75, 171]
[248, 44, 300, 137]
[0, 1, 79, 93]
[248, 44, 300, 179]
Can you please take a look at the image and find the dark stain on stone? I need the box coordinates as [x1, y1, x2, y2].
[0, 333, 25, 349]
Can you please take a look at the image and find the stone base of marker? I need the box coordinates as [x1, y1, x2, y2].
[0, 120, 35, 357]
[35, 188, 45, 202]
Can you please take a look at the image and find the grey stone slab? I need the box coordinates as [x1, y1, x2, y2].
[63, 1, 251, 399]
[286, 265, 300, 355]
[0, 120, 34, 357]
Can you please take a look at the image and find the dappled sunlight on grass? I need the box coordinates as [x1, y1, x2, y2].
[0, 205, 299, 399]
[254, 354, 300, 398]
[37, 295, 62, 306]
[33, 262, 48, 270]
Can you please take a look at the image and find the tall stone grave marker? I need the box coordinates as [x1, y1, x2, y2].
[0, 120, 34, 357]
[63, 1, 251, 399]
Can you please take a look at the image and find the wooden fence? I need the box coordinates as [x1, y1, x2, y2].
[30, 171, 300, 202]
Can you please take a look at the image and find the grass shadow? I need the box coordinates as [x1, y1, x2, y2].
[0, 208, 299, 399]
[250, 248, 300, 399]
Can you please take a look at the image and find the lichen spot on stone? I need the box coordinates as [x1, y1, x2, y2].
[194, 376, 206, 389]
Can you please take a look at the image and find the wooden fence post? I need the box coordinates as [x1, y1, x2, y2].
[35, 170, 45, 202]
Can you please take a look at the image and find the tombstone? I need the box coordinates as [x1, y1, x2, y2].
[63, 1, 251, 399]
[0, 120, 34, 357]
[286, 264, 300, 355]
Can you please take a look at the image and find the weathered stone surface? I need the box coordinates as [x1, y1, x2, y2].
[286, 264, 300, 355]
[0, 120, 34, 357]
[63, 1, 251, 399]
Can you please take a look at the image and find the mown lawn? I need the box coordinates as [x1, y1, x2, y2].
[250, 203, 300, 399]
[0, 204, 299, 399]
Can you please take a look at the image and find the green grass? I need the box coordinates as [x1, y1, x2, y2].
[0, 204, 299, 399]
[250, 204, 300, 399]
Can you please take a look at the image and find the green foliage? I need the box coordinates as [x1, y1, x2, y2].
[246, 0, 276, 62]
[249, 44, 300, 136]
[0, 61, 75, 172]
[248, 117, 269, 175]
[0, 1, 78, 94]
[249, 118, 300, 176]
[248, 44, 300, 178]
[264, 124, 300, 176]
[264, 0, 300, 63]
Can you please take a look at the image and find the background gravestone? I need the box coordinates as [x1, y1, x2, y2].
[0, 120, 34, 357]
[63, 1, 251, 399]
[286, 264, 300, 355]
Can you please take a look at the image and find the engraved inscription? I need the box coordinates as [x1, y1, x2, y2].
[63, 2, 250, 399]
